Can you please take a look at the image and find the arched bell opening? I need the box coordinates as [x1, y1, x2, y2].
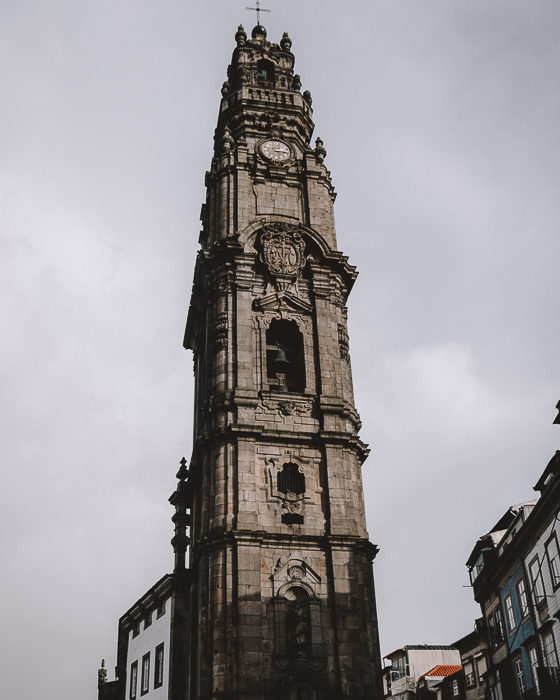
[266, 319, 305, 392]
[257, 58, 275, 83]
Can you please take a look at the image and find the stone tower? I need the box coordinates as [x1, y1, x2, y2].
[180, 23, 383, 700]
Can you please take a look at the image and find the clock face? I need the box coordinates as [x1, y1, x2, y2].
[260, 139, 292, 163]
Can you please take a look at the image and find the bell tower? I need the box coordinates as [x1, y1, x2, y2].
[182, 23, 383, 699]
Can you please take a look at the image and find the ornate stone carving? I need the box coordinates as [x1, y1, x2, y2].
[214, 313, 228, 349]
[338, 323, 350, 363]
[261, 396, 313, 417]
[220, 126, 233, 153]
[267, 457, 309, 524]
[288, 564, 305, 580]
[259, 223, 307, 293]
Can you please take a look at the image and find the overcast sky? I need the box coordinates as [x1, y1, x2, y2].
[1, 2, 559, 699]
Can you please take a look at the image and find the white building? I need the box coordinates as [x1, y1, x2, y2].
[98, 573, 189, 700]
[383, 645, 461, 698]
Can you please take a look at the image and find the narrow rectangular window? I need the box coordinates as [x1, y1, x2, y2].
[132, 621, 140, 638]
[477, 655, 487, 682]
[154, 643, 164, 688]
[452, 678, 459, 696]
[543, 631, 559, 670]
[514, 658, 526, 695]
[130, 661, 138, 700]
[516, 578, 529, 618]
[488, 614, 497, 647]
[530, 557, 545, 603]
[504, 594, 516, 633]
[156, 600, 166, 619]
[141, 652, 150, 695]
[495, 608, 505, 642]
[492, 670, 503, 700]
[144, 611, 152, 629]
[528, 646, 540, 694]
[464, 661, 475, 688]
[546, 536, 560, 588]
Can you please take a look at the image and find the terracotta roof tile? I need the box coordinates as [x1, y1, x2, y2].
[420, 665, 462, 680]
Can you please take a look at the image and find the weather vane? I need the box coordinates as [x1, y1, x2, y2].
[245, 0, 271, 25]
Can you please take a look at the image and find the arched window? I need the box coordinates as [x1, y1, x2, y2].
[285, 587, 312, 659]
[266, 319, 305, 392]
[257, 59, 275, 82]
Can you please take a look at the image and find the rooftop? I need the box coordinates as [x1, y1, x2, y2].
[420, 665, 463, 680]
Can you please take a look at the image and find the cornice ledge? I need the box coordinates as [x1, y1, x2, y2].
[318, 431, 370, 460]
[318, 395, 361, 422]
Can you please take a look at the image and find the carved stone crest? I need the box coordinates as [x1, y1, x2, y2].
[260, 224, 307, 292]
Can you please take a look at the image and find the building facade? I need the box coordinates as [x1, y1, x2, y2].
[383, 645, 461, 699]
[451, 625, 489, 700]
[467, 421, 560, 700]
[98, 22, 383, 700]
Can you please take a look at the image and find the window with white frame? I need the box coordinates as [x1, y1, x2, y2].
[495, 607, 505, 642]
[452, 678, 459, 696]
[546, 535, 560, 588]
[491, 670, 503, 700]
[504, 593, 516, 633]
[528, 646, 540, 694]
[477, 654, 487, 683]
[543, 631, 559, 670]
[516, 578, 529, 618]
[514, 658, 526, 695]
[464, 660, 475, 688]
[529, 557, 545, 603]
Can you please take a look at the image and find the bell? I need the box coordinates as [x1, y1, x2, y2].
[272, 346, 290, 373]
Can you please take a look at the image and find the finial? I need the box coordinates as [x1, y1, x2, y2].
[245, 1, 271, 27]
[170, 457, 192, 573]
[314, 137, 326, 164]
[235, 24, 247, 47]
[98, 659, 107, 687]
[303, 90, 312, 106]
[280, 32, 292, 52]
[221, 127, 234, 154]
[177, 457, 189, 481]
[554, 400, 560, 425]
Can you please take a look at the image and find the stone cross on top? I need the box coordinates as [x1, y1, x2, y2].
[245, 0, 271, 26]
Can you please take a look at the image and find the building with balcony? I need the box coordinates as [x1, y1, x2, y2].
[466, 425, 560, 699]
